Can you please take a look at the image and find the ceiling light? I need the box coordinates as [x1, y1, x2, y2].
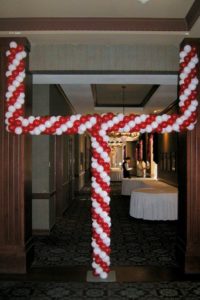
[137, 0, 150, 4]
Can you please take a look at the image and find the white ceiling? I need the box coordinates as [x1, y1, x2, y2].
[0, 0, 194, 18]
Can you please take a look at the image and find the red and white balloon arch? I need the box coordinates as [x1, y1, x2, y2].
[4, 41, 199, 279]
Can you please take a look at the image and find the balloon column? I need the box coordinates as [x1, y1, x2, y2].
[4, 41, 199, 279]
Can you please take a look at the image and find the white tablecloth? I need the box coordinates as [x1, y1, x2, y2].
[110, 168, 122, 181]
[130, 187, 178, 220]
[121, 178, 161, 196]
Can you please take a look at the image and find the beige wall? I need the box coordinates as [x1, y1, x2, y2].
[30, 44, 179, 72]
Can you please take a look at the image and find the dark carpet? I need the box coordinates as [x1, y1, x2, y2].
[1, 280, 200, 299]
[1, 183, 200, 299]
[33, 182, 177, 268]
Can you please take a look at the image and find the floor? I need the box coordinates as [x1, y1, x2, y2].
[1, 182, 200, 299]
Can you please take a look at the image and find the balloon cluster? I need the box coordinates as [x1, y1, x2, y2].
[5, 42, 199, 136]
[4, 41, 199, 279]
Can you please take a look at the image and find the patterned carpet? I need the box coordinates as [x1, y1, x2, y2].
[33, 182, 177, 268]
[1, 281, 200, 299]
[1, 183, 200, 299]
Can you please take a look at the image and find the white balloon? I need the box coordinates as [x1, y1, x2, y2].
[189, 84, 196, 90]
[99, 252, 106, 259]
[94, 248, 101, 255]
[90, 117, 96, 124]
[140, 114, 147, 122]
[100, 233, 107, 240]
[8, 64, 15, 72]
[18, 98, 25, 104]
[96, 227, 103, 234]
[100, 272, 107, 279]
[61, 124, 67, 131]
[97, 166, 103, 172]
[95, 207, 102, 214]
[166, 126, 172, 133]
[117, 113, 124, 121]
[176, 118, 183, 125]
[6, 50, 11, 56]
[92, 262, 98, 269]
[184, 67, 191, 74]
[184, 89, 191, 96]
[79, 124, 86, 132]
[50, 116, 56, 123]
[8, 85, 15, 92]
[135, 116, 141, 124]
[146, 125, 152, 133]
[156, 116, 162, 123]
[39, 124, 46, 131]
[15, 127, 22, 134]
[14, 103, 21, 109]
[13, 59, 19, 66]
[188, 105, 196, 112]
[162, 114, 169, 122]
[21, 51, 27, 58]
[56, 128, 62, 135]
[107, 120, 114, 127]
[5, 91, 12, 98]
[188, 62, 195, 69]
[16, 53, 23, 60]
[187, 124, 195, 130]
[192, 100, 198, 107]
[184, 110, 192, 118]
[10, 41, 17, 48]
[96, 267, 102, 275]
[45, 121, 51, 128]
[101, 124, 108, 130]
[180, 51, 186, 59]
[67, 121, 73, 128]
[152, 121, 158, 129]
[85, 121, 92, 129]
[180, 73, 187, 80]
[192, 78, 199, 85]
[192, 56, 198, 64]
[96, 147, 103, 154]
[184, 45, 192, 53]
[8, 105, 15, 113]
[172, 124, 180, 131]
[70, 115, 76, 122]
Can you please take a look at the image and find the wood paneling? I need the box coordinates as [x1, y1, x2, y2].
[177, 38, 200, 273]
[0, 17, 187, 32]
[0, 38, 33, 273]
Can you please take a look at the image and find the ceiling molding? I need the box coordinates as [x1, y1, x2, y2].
[160, 99, 179, 114]
[92, 84, 160, 108]
[140, 84, 159, 107]
[0, 17, 187, 32]
[186, 0, 200, 30]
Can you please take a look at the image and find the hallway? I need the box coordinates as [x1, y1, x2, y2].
[1, 184, 200, 299]
[33, 182, 177, 268]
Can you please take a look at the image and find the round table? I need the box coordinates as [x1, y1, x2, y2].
[130, 187, 178, 221]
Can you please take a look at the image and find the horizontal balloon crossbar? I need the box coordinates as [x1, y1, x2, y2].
[4, 41, 199, 279]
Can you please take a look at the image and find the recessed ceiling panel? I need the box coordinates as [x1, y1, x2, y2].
[93, 84, 156, 107]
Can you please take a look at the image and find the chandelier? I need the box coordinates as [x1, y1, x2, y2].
[108, 85, 140, 145]
[109, 132, 140, 143]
